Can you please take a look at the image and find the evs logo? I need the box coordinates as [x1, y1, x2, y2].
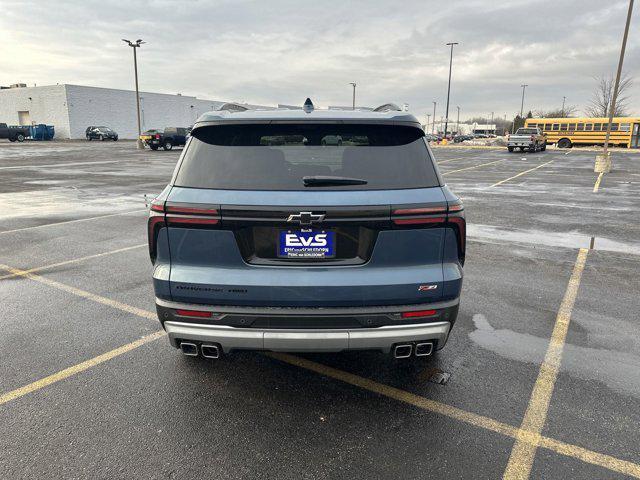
[284, 233, 328, 247]
[278, 230, 335, 258]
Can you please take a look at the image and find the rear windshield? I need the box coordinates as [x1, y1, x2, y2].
[516, 128, 538, 134]
[174, 124, 439, 190]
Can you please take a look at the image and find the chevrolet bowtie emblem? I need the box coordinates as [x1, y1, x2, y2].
[286, 211, 325, 226]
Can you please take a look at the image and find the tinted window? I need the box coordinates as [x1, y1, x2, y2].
[176, 124, 439, 191]
[516, 128, 538, 134]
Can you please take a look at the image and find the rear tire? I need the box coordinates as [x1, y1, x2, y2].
[557, 138, 572, 149]
[16, 133, 25, 142]
[529, 143, 537, 153]
[87, 135, 92, 141]
[163, 140, 173, 151]
[541, 142, 547, 151]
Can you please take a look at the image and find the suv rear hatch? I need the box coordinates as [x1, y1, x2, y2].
[150, 122, 464, 307]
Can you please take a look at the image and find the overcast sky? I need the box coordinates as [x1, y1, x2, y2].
[1, 0, 638, 121]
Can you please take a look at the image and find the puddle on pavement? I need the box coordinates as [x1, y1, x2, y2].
[467, 223, 640, 255]
[469, 313, 640, 398]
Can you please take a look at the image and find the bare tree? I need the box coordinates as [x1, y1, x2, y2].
[534, 106, 578, 118]
[585, 74, 633, 117]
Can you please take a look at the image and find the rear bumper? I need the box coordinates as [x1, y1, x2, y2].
[156, 298, 458, 353]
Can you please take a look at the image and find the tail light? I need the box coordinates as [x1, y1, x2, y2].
[175, 309, 213, 318]
[155, 134, 161, 139]
[148, 201, 166, 263]
[401, 309, 437, 318]
[147, 202, 221, 263]
[391, 206, 447, 225]
[392, 203, 465, 265]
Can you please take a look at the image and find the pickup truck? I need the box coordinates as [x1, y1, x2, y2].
[508, 127, 546, 152]
[0, 123, 30, 142]
[140, 127, 188, 151]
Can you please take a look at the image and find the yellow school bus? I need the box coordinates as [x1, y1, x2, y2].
[525, 117, 640, 149]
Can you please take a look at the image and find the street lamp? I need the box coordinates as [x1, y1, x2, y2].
[349, 82, 357, 110]
[122, 38, 145, 149]
[443, 42, 459, 139]
[432, 101, 436, 134]
[456, 106, 460, 135]
[600, 0, 634, 173]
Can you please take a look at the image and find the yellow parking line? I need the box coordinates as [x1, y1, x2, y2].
[0, 244, 146, 281]
[0, 209, 146, 235]
[269, 350, 640, 478]
[442, 159, 504, 175]
[0, 331, 166, 406]
[593, 173, 604, 193]
[0, 264, 156, 320]
[436, 156, 471, 165]
[488, 160, 554, 188]
[503, 248, 589, 480]
[2, 255, 639, 478]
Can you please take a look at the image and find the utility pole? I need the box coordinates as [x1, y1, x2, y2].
[122, 39, 145, 149]
[602, 0, 634, 167]
[426, 113, 431, 133]
[432, 101, 436, 134]
[519, 84, 528, 117]
[561, 96, 566, 117]
[443, 42, 459, 139]
[349, 82, 356, 110]
[456, 106, 460, 134]
[490, 111, 494, 135]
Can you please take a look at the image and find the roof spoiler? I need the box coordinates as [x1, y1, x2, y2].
[218, 102, 249, 112]
[372, 103, 402, 112]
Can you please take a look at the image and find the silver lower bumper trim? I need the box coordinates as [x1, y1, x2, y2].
[164, 321, 451, 353]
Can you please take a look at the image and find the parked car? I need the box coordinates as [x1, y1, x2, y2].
[0, 123, 30, 142]
[148, 101, 465, 362]
[508, 127, 547, 152]
[453, 135, 474, 143]
[140, 127, 188, 150]
[85, 126, 118, 141]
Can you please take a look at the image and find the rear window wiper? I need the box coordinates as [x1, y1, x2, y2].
[303, 175, 368, 186]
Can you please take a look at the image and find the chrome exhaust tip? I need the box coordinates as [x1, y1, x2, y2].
[415, 342, 434, 357]
[394, 344, 413, 359]
[180, 342, 198, 357]
[201, 344, 221, 359]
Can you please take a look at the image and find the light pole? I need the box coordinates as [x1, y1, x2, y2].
[601, 0, 634, 168]
[456, 106, 460, 135]
[519, 84, 528, 118]
[432, 101, 436, 134]
[443, 42, 459, 139]
[426, 113, 431, 133]
[490, 112, 494, 135]
[561, 96, 566, 117]
[349, 82, 356, 110]
[122, 38, 145, 149]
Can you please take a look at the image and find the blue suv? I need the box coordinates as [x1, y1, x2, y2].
[149, 101, 465, 361]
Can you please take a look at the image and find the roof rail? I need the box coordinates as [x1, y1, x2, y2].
[218, 102, 249, 112]
[372, 103, 402, 112]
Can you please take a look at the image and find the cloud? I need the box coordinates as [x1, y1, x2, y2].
[1, 0, 638, 119]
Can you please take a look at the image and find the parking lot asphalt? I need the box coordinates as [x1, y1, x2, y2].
[1, 141, 639, 479]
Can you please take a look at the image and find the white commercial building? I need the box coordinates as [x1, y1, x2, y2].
[0, 84, 271, 139]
